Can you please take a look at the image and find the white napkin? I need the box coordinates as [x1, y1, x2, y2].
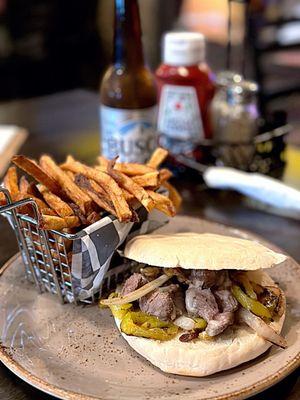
[204, 166, 300, 216]
[0, 125, 28, 175]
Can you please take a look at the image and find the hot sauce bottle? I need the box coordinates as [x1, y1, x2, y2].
[100, 0, 157, 163]
[155, 32, 215, 167]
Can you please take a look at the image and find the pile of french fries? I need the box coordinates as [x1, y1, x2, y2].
[0, 148, 182, 232]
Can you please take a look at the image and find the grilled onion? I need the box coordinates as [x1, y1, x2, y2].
[100, 274, 170, 306]
[238, 308, 287, 348]
[174, 316, 196, 331]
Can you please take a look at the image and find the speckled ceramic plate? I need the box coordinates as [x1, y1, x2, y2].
[0, 216, 299, 400]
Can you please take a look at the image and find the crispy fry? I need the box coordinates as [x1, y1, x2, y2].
[147, 147, 168, 169]
[108, 168, 154, 212]
[19, 176, 30, 194]
[40, 155, 91, 214]
[122, 188, 134, 201]
[15, 191, 57, 216]
[132, 171, 159, 187]
[38, 185, 74, 218]
[114, 163, 155, 176]
[97, 155, 109, 168]
[4, 166, 19, 200]
[86, 211, 101, 225]
[40, 215, 80, 230]
[65, 170, 75, 180]
[61, 158, 132, 222]
[146, 190, 176, 217]
[159, 168, 173, 183]
[12, 155, 64, 197]
[75, 174, 116, 216]
[162, 181, 182, 211]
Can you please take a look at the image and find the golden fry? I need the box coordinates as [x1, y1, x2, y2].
[4, 166, 19, 200]
[162, 181, 182, 211]
[159, 168, 173, 183]
[40, 215, 80, 230]
[75, 174, 116, 216]
[108, 168, 154, 212]
[97, 156, 109, 168]
[19, 176, 30, 194]
[132, 171, 159, 188]
[114, 163, 155, 176]
[147, 147, 168, 169]
[12, 155, 63, 197]
[61, 158, 132, 222]
[40, 155, 91, 214]
[146, 190, 176, 217]
[38, 185, 74, 218]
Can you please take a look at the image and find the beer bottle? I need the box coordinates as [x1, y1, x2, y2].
[100, 0, 157, 163]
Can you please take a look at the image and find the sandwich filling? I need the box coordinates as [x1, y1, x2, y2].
[102, 265, 286, 347]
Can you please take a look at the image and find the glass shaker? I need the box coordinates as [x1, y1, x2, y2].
[210, 71, 259, 170]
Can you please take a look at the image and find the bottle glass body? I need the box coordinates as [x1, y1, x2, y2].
[100, 0, 157, 163]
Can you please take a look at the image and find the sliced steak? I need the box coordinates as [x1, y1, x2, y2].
[121, 273, 147, 296]
[189, 270, 218, 289]
[214, 289, 238, 313]
[159, 284, 186, 316]
[139, 290, 175, 321]
[205, 312, 234, 337]
[185, 287, 219, 320]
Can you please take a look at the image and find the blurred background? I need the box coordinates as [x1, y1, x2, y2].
[0, 0, 298, 115]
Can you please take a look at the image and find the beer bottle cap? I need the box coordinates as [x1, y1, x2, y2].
[163, 32, 205, 66]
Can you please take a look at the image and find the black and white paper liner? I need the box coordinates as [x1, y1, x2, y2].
[71, 208, 169, 300]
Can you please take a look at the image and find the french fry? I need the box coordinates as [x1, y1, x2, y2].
[12, 155, 64, 197]
[4, 166, 19, 200]
[65, 170, 75, 180]
[122, 188, 134, 201]
[146, 190, 176, 217]
[75, 174, 116, 216]
[132, 171, 159, 187]
[40, 155, 91, 215]
[114, 163, 155, 176]
[86, 211, 101, 225]
[15, 190, 57, 216]
[108, 168, 154, 212]
[147, 147, 168, 169]
[97, 156, 109, 168]
[162, 181, 182, 211]
[61, 158, 132, 222]
[40, 215, 80, 230]
[159, 168, 173, 183]
[38, 185, 74, 218]
[19, 176, 30, 194]
[64, 216, 81, 228]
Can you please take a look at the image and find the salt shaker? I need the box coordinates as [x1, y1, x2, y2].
[210, 71, 259, 170]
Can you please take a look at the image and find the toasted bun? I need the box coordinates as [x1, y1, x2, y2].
[115, 270, 286, 377]
[124, 233, 287, 271]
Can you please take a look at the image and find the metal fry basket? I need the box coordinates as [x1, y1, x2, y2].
[0, 188, 126, 305]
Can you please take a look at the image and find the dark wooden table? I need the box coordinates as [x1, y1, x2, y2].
[0, 90, 299, 400]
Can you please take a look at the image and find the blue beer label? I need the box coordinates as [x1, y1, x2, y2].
[100, 105, 157, 163]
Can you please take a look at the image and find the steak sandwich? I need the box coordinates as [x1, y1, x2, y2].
[101, 233, 288, 376]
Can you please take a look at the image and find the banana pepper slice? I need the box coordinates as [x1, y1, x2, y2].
[120, 311, 178, 341]
[234, 273, 257, 299]
[232, 285, 272, 319]
[193, 318, 207, 330]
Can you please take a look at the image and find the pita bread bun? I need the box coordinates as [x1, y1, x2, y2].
[115, 270, 286, 377]
[124, 233, 287, 271]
